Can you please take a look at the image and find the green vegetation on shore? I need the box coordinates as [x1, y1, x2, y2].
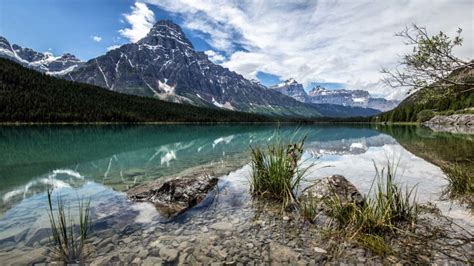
[0, 58, 272, 123]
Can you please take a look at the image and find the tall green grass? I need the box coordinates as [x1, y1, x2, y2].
[441, 162, 474, 209]
[249, 136, 311, 208]
[47, 189, 92, 263]
[326, 160, 418, 237]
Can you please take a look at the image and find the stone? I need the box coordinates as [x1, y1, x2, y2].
[210, 222, 233, 231]
[269, 242, 300, 263]
[159, 248, 179, 262]
[128, 174, 218, 217]
[313, 247, 327, 253]
[142, 256, 162, 266]
[299, 175, 363, 216]
[137, 247, 149, 258]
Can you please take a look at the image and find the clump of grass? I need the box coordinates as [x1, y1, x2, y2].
[356, 234, 393, 256]
[47, 189, 92, 263]
[249, 136, 311, 208]
[440, 162, 474, 208]
[299, 197, 320, 223]
[326, 160, 418, 246]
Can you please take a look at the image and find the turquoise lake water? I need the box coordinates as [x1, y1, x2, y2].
[0, 124, 472, 258]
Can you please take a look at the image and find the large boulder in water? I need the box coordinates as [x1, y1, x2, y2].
[127, 174, 218, 217]
[299, 175, 364, 216]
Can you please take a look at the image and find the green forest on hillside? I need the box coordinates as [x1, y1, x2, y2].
[0, 58, 272, 123]
[374, 74, 473, 123]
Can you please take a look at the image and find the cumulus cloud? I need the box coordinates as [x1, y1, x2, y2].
[119, 2, 156, 43]
[204, 50, 225, 63]
[144, 0, 472, 99]
[92, 36, 102, 42]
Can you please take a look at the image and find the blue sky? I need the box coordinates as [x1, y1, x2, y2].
[0, 0, 472, 98]
[0, 0, 355, 89]
[0, 0, 211, 59]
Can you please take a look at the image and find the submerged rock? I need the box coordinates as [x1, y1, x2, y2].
[299, 175, 364, 214]
[127, 174, 218, 217]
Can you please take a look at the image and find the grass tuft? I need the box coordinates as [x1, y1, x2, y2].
[47, 189, 92, 263]
[249, 135, 312, 208]
[325, 160, 418, 253]
[441, 161, 474, 209]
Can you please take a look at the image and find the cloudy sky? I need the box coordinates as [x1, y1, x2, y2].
[1, 0, 472, 99]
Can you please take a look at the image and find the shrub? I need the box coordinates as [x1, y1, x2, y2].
[416, 109, 435, 122]
[249, 136, 311, 208]
[47, 190, 92, 263]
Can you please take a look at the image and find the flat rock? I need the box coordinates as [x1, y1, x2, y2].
[269, 242, 299, 263]
[210, 222, 233, 231]
[128, 174, 218, 217]
[159, 248, 179, 262]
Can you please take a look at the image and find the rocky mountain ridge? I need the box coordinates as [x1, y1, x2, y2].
[0, 36, 82, 75]
[271, 80, 399, 111]
[63, 20, 322, 117]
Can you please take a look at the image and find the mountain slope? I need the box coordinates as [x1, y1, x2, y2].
[308, 103, 380, 118]
[65, 20, 322, 117]
[0, 58, 271, 123]
[0, 36, 83, 75]
[375, 67, 474, 122]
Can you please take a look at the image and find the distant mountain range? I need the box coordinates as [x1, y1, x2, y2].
[0, 20, 391, 118]
[271, 79, 399, 112]
[0, 36, 82, 75]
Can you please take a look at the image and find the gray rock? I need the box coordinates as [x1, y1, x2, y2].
[159, 248, 179, 262]
[300, 175, 363, 214]
[128, 174, 218, 217]
[210, 222, 233, 231]
[269, 242, 300, 263]
[142, 256, 162, 266]
[425, 114, 473, 126]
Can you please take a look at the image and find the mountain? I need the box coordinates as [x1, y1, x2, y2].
[270, 78, 395, 112]
[63, 20, 322, 117]
[307, 86, 399, 111]
[376, 66, 473, 122]
[0, 58, 272, 123]
[0, 36, 83, 75]
[270, 78, 310, 102]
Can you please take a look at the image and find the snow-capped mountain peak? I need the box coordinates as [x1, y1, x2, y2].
[0, 36, 83, 75]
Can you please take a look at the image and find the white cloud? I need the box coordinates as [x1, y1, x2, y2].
[204, 50, 225, 63]
[119, 2, 156, 43]
[107, 45, 121, 51]
[91, 36, 102, 42]
[144, 0, 473, 99]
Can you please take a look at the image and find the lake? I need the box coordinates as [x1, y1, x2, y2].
[0, 124, 472, 264]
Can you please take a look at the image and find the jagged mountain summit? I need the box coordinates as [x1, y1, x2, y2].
[271, 78, 398, 112]
[308, 86, 399, 111]
[270, 78, 310, 102]
[64, 20, 322, 117]
[0, 36, 82, 75]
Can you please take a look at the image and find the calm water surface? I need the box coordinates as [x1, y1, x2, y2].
[0, 124, 472, 258]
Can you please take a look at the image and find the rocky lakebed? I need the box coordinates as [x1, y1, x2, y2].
[1, 157, 472, 265]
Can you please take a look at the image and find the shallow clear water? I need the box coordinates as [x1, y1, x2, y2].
[0, 124, 472, 262]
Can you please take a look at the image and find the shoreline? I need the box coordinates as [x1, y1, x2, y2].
[0, 121, 420, 126]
